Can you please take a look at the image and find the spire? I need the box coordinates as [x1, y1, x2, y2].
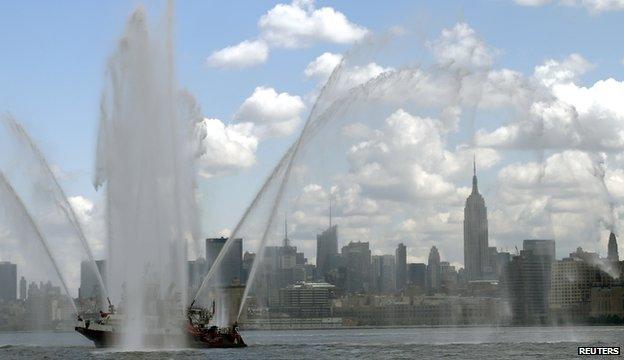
[283, 213, 289, 247]
[329, 195, 332, 228]
[472, 154, 479, 194]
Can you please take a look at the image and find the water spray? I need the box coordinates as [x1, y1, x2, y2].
[0, 171, 77, 314]
[1, 114, 109, 306]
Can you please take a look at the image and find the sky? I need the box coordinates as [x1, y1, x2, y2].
[1, 0, 624, 280]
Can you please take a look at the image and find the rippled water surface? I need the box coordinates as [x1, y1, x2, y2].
[0, 326, 621, 359]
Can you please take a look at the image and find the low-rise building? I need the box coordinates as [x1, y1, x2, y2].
[589, 286, 624, 321]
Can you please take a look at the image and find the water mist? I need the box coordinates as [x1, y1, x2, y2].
[94, 3, 200, 348]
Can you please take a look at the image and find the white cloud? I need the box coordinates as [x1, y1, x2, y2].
[69, 195, 106, 259]
[208, 0, 368, 68]
[259, 0, 368, 48]
[303, 52, 394, 105]
[476, 54, 624, 152]
[429, 22, 494, 69]
[234, 86, 306, 139]
[346, 109, 497, 203]
[534, 53, 593, 88]
[304, 52, 343, 79]
[207, 40, 269, 68]
[514, 0, 552, 5]
[68, 196, 94, 224]
[198, 118, 258, 178]
[513, 0, 624, 12]
[494, 151, 615, 252]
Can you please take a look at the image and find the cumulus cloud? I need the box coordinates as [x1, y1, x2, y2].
[68, 195, 106, 259]
[344, 109, 498, 207]
[234, 86, 306, 139]
[208, 0, 368, 68]
[513, 0, 624, 12]
[477, 54, 624, 152]
[207, 40, 269, 68]
[533, 53, 593, 88]
[429, 22, 495, 70]
[304, 52, 343, 79]
[259, 0, 368, 48]
[198, 118, 258, 178]
[494, 151, 616, 250]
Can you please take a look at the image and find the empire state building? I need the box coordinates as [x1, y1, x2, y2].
[463, 159, 489, 281]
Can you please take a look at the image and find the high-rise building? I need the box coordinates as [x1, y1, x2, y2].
[79, 260, 107, 300]
[523, 239, 556, 261]
[242, 251, 255, 283]
[371, 255, 396, 294]
[280, 217, 297, 270]
[316, 225, 338, 280]
[187, 257, 207, 294]
[19, 276, 27, 301]
[407, 263, 427, 289]
[381, 255, 396, 293]
[608, 232, 619, 262]
[427, 246, 441, 293]
[0, 261, 17, 302]
[439, 261, 458, 293]
[463, 159, 489, 281]
[206, 237, 243, 286]
[506, 248, 553, 324]
[395, 243, 407, 291]
[341, 241, 371, 293]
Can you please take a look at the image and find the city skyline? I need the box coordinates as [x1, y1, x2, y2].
[2, 1, 624, 284]
[2, 1, 624, 356]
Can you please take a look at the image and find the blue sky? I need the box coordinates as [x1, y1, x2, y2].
[1, 0, 624, 266]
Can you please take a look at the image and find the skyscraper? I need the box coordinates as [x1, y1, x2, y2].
[608, 232, 619, 262]
[407, 263, 427, 289]
[395, 243, 407, 291]
[79, 260, 106, 300]
[0, 261, 17, 302]
[506, 239, 556, 324]
[341, 241, 371, 293]
[427, 246, 441, 293]
[19, 276, 27, 301]
[463, 158, 489, 281]
[206, 237, 243, 285]
[316, 225, 338, 280]
[523, 239, 556, 261]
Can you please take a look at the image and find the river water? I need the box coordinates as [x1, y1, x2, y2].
[0, 326, 621, 359]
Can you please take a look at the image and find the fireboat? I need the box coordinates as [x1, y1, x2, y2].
[75, 298, 246, 348]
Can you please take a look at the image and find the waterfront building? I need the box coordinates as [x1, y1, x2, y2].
[335, 294, 509, 326]
[589, 286, 624, 320]
[463, 159, 489, 281]
[272, 282, 336, 318]
[0, 262, 17, 302]
[395, 243, 407, 291]
[549, 252, 620, 322]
